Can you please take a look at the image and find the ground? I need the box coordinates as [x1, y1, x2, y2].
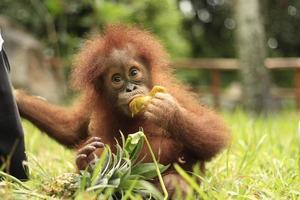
[1, 111, 299, 199]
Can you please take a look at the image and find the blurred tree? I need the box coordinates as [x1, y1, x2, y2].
[178, 0, 300, 58]
[265, 0, 300, 57]
[0, 0, 189, 60]
[179, 0, 235, 58]
[264, 0, 300, 88]
[86, 0, 190, 58]
[177, 0, 300, 89]
[235, 0, 273, 114]
[176, 0, 237, 88]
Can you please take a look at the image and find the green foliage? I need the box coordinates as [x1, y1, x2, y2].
[45, 0, 63, 16]
[0, 0, 189, 59]
[81, 0, 191, 58]
[181, 0, 235, 58]
[265, 0, 300, 57]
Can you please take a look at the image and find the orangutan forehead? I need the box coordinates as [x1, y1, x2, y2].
[108, 45, 136, 64]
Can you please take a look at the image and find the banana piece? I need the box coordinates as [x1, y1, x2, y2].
[129, 86, 166, 116]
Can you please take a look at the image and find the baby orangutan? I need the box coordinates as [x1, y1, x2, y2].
[15, 25, 230, 197]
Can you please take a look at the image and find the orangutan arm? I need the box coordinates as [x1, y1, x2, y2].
[170, 107, 230, 160]
[15, 90, 88, 147]
[144, 92, 230, 161]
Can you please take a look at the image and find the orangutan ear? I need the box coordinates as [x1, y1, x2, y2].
[93, 76, 105, 92]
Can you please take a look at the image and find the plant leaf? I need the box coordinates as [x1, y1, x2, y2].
[124, 131, 144, 154]
[90, 147, 109, 186]
[134, 180, 164, 200]
[132, 163, 170, 179]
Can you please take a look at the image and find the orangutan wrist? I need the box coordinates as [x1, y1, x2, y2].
[167, 106, 186, 133]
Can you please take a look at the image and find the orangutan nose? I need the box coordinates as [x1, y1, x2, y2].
[126, 83, 137, 93]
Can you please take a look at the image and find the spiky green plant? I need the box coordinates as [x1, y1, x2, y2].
[42, 130, 169, 199]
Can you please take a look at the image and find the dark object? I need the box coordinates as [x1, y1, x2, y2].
[0, 44, 28, 180]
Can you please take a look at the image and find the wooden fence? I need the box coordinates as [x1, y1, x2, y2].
[173, 58, 300, 110]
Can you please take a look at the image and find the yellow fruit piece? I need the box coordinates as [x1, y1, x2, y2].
[129, 86, 166, 116]
[149, 86, 166, 97]
[129, 96, 151, 116]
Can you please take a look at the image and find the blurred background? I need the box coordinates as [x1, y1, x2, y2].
[0, 0, 299, 114]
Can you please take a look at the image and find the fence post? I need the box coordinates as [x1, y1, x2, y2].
[295, 69, 300, 111]
[211, 70, 221, 109]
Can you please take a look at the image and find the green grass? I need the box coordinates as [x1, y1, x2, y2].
[1, 110, 300, 199]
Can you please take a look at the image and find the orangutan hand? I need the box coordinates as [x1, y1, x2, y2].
[144, 93, 183, 129]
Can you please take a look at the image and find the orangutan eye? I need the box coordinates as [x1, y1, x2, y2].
[129, 67, 139, 77]
[112, 74, 122, 83]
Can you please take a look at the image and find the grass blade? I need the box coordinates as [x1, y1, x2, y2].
[174, 164, 209, 200]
